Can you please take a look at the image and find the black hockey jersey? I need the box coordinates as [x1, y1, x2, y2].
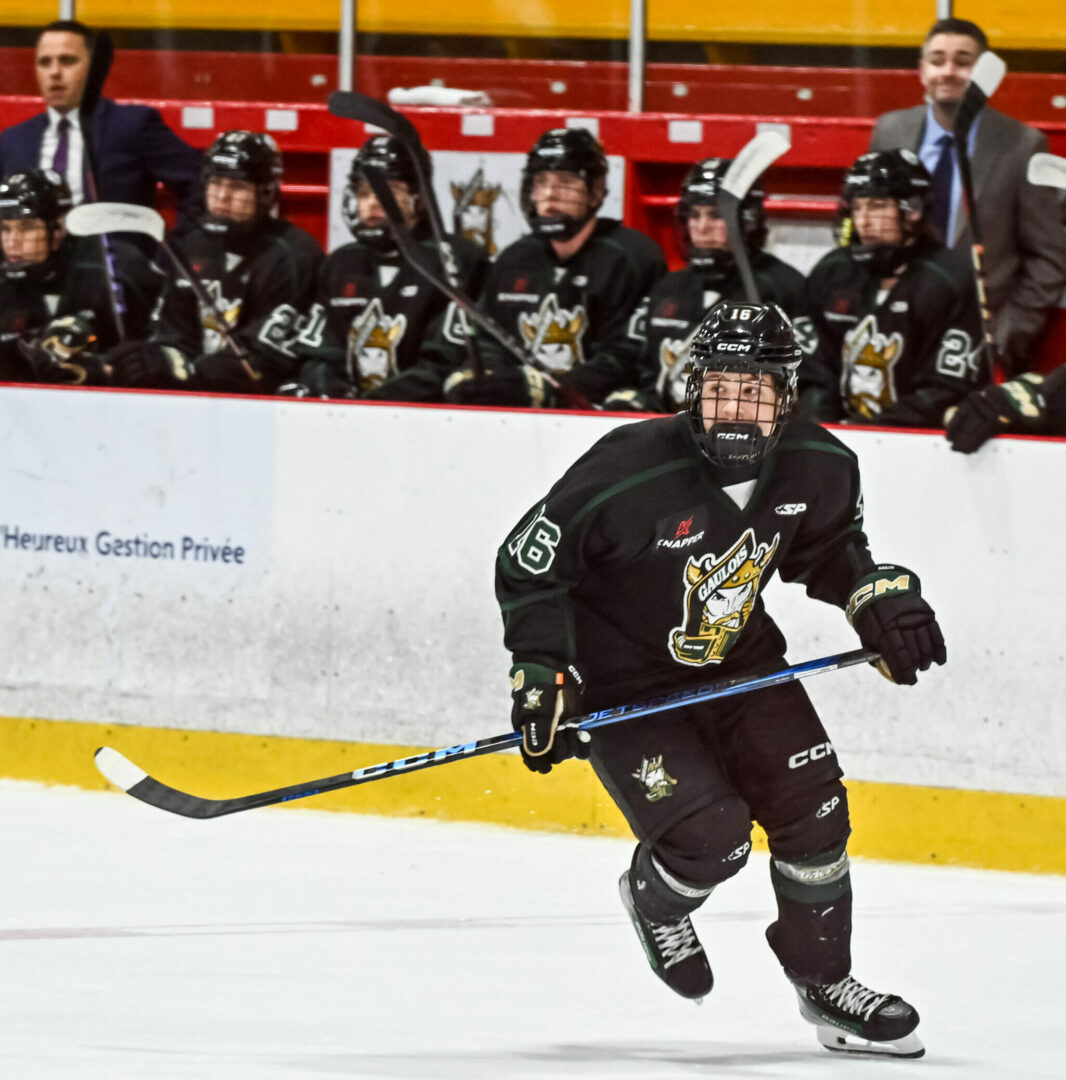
[431, 218, 666, 404]
[293, 230, 486, 401]
[154, 218, 323, 393]
[799, 238, 985, 427]
[626, 251, 809, 412]
[496, 414, 874, 709]
[0, 236, 160, 382]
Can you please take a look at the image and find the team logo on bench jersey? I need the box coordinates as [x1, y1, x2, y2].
[841, 314, 903, 419]
[347, 297, 407, 391]
[517, 294, 588, 373]
[669, 528, 780, 665]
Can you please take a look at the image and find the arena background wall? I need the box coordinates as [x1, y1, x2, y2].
[0, 387, 1063, 873]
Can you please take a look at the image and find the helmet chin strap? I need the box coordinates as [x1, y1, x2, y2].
[688, 246, 735, 273]
[529, 209, 594, 242]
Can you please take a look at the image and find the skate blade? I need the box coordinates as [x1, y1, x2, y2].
[816, 1027, 925, 1059]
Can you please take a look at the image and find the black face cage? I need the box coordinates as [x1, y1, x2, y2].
[684, 356, 798, 467]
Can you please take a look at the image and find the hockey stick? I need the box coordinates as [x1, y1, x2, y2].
[77, 30, 129, 344]
[358, 163, 593, 409]
[1027, 152, 1066, 190]
[328, 90, 483, 376]
[94, 647, 877, 820]
[717, 130, 790, 303]
[66, 202, 249, 364]
[953, 50, 1007, 383]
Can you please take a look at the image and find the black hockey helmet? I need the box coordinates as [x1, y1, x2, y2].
[200, 130, 284, 233]
[676, 157, 767, 272]
[342, 134, 426, 247]
[0, 169, 73, 281]
[520, 127, 608, 240]
[838, 150, 934, 273]
[685, 301, 800, 467]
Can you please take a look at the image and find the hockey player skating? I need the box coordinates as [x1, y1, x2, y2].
[609, 157, 808, 412]
[0, 168, 158, 384]
[107, 130, 322, 394]
[496, 301, 944, 1058]
[798, 149, 985, 426]
[441, 127, 666, 408]
[283, 134, 486, 401]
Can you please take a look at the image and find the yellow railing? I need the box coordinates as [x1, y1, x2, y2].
[2, 1, 1065, 49]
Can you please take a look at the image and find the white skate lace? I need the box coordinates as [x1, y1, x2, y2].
[651, 917, 703, 969]
[821, 976, 890, 1020]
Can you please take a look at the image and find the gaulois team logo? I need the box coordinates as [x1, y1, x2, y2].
[841, 314, 903, 418]
[198, 280, 241, 354]
[518, 294, 588, 373]
[669, 528, 780, 665]
[632, 754, 677, 802]
[451, 176, 503, 256]
[347, 297, 407, 391]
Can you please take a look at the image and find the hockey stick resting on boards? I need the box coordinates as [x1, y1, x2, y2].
[95, 647, 878, 820]
[717, 130, 790, 304]
[953, 50, 1007, 384]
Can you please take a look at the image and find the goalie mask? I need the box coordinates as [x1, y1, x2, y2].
[200, 130, 283, 236]
[685, 301, 800, 467]
[342, 134, 424, 250]
[520, 128, 608, 241]
[0, 169, 73, 283]
[839, 150, 934, 276]
[677, 158, 766, 274]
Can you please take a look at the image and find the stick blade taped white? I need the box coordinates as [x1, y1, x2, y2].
[94, 747, 149, 792]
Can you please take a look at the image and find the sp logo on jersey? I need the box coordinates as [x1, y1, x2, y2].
[669, 528, 780, 665]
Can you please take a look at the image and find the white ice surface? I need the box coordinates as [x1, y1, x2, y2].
[1, 779, 1062, 1079]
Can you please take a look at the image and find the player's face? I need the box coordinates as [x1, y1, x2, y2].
[851, 196, 904, 246]
[920, 33, 982, 108]
[1, 217, 60, 264]
[530, 170, 591, 221]
[35, 31, 91, 114]
[205, 177, 259, 223]
[700, 371, 778, 437]
[687, 204, 729, 250]
[355, 179, 420, 231]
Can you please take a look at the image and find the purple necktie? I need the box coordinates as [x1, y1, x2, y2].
[52, 116, 71, 179]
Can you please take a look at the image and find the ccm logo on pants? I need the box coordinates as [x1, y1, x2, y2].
[788, 741, 835, 769]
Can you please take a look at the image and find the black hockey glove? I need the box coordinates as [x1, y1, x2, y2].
[509, 662, 590, 774]
[846, 565, 946, 685]
[17, 312, 108, 385]
[192, 350, 262, 393]
[444, 365, 557, 408]
[944, 374, 1047, 454]
[108, 341, 193, 389]
[285, 359, 356, 399]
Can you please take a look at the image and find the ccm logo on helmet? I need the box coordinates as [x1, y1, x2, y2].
[788, 741, 835, 769]
[715, 342, 753, 353]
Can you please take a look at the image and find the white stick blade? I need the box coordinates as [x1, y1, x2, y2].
[1027, 152, 1066, 190]
[66, 202, 166, 242]
[970, 51, 1007, 99]
[95, 746, 149, 792]
[721, 131, 790, 199]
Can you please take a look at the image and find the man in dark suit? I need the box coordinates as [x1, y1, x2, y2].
[0, 20, 201, 233]
[869, 17, 1066, 373]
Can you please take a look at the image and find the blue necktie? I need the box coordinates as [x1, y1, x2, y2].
[52, 116, 71, 180]
[930, 133, 955, 244]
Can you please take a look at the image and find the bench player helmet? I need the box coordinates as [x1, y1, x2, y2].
[685, 301, 801, 467]
[839, 149, 934, 275]
[520, 128, 608, 240]
[342, 134, 425, 249]
[200, 130, 283, 234]
[677, 158, 767, 272]
[0, 169, 73, 282]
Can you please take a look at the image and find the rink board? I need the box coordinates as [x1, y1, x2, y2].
[0, 386, 1064, 870]
[3, 713, 1064, 874]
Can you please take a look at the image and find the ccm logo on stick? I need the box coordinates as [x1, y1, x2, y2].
[788, 741, 835, 769]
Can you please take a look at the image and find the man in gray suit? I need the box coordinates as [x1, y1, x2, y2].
[869, 17, 1066, 373]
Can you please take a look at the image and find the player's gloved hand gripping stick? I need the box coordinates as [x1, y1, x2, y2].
[95, 647, 877, 819]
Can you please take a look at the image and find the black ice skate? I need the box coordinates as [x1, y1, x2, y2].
[618, 871, 713, 1003]
[792, 973, 924, 1058]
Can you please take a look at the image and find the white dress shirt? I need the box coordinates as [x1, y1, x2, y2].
[38, 107, 85, 205]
